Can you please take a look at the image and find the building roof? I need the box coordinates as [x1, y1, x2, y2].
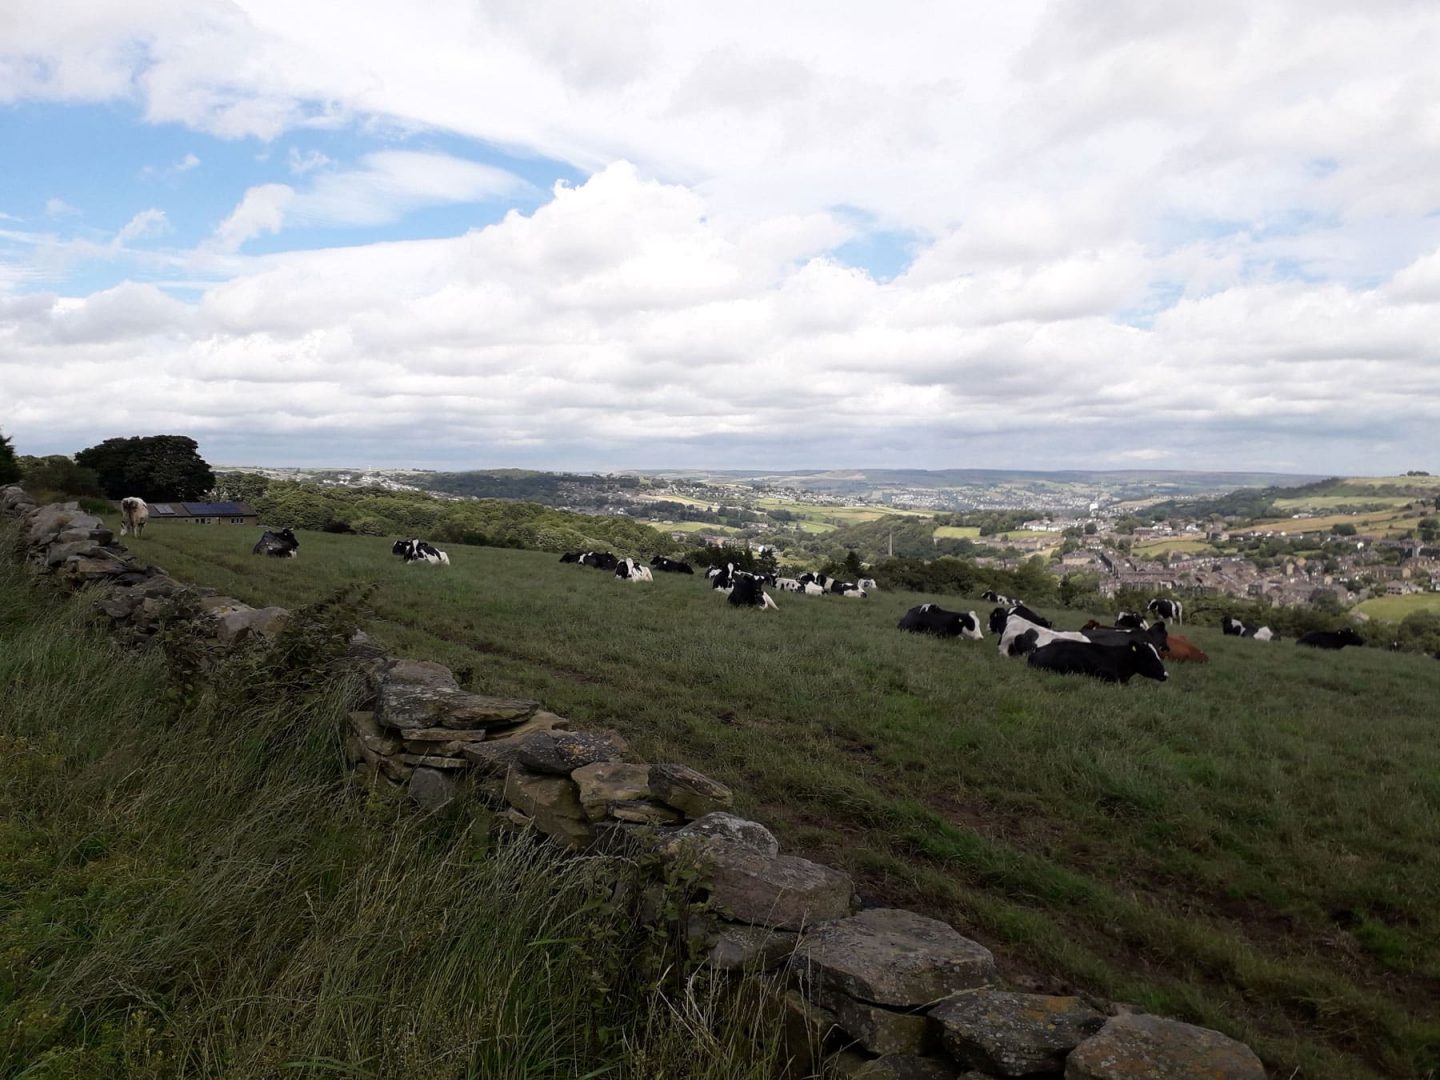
[147, 501, 256, 517]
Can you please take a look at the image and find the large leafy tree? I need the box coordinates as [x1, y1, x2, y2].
[0, 429, 20, 485]
[75, 435, 215, 501]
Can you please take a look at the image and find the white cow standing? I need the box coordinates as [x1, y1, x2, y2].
[119, 497, 149, 538]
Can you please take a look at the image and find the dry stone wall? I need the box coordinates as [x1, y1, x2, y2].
[1, 484, 1268, 1080]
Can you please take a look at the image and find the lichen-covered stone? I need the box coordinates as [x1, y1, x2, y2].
[1064, 1014, 1265, 1080]
[382, 658, 460, 690]
[408, 767, 458, 812]
[572, 762, 653, 820]
[376, 683, 539, 731]
[707, 923, 798, 971]
[399, 726, 492, 756]
[398, 753, 469, 769]
[673, 811, 779, 855]
[931, 991, 1105, 1076]
[608, 799, 684, 825]
[649, 762, 734, 817]
[815, 987, 930, 1055]
[503, 765, 593, 846]
[796, 909, 996, 1008]
[215, 605, 290, 643]
[850, 1055, 961, 1080]
[699, 841, 853, 930]
[513, 729, 628, 775]
[485, 709, 572, 739]
[348, 712, 403, 757]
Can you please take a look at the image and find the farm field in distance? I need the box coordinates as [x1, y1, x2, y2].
[1354, 592, 1440, 620]
[125, 520, 1440, 1079]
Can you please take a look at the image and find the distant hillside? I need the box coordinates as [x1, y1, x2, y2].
[1145, 474, 1440, 522]
[645, 467, 1328, 510]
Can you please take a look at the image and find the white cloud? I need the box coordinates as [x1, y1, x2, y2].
[44, 198, 79, 217]
[114, 207, 169, 245]
[3, 166, 1437, 470]
[3, 3, 1440, 469]
[210, 151, 527, 250]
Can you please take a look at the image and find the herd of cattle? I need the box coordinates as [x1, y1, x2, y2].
[229, 523, 1426, 682]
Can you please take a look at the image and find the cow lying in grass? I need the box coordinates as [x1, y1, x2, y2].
[253, 528, 298, 557]
[1027, 639, 1169, 684]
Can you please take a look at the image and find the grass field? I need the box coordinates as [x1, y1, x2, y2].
[1133, 538, 1217, 556]
[1273, 496, 1416, 511]
[1355, 593, 1440, 620]
[0, 542, 779, 1079]
[933, 525, 982, 539]
[111, 522, 1440, 1078]
[1253, 508, 1417, 536]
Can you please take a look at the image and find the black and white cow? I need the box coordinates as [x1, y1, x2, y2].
[1221, 615, 1274, 641]
[897, 603, 983, 639]
[1296, 628, 1365, 650]
[830, 580, 867, 598]
[1147, 598, 1183, 624]
[776, 577, 802, 592]
[991, 608, 1088, 656]
[393, 538, 450, 565]
[579, 552, 619, 570]
[253, 527, 299, 558]
[1027, 639, 1169, 684]
[650, 555, 694, 574]
[797, 572, 834, 591]
[709, 563, 737, 590]
[727, 573, 777, 610]
[615, 558, 654, 582]
[1083, 622, 1169, 653]
[1006, 602, 1052, 629]
[799, 582, 825, 595]
[980, 590, 1012, 605]
[858, 578, 878, 591]
[560, 552, 582, 563]
[1115, 611, 1149, 630]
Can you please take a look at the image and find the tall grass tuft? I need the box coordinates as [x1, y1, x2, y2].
[0, 537, 783, 1079]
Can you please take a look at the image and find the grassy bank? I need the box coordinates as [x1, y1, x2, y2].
[0, 537, 780, 1079]
[121, 521, 1440, 1079]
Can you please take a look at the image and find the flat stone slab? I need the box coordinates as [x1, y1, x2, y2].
[608, 799, 684, 825]
[673, 811, 779, 855]
[708, 923, 799, 972]
[572, 762, 653, 820]
[215, 605, 290, 643]
[1064, 1014, 1265, 1080]
[797, 908, 996, 1008]
[503, 765, 593, 847]
[851, 1054, 961, 1080]
[931, 991, 1105, 1076]
[398, 753, 470, 769]
[382, 659, 460, 690]
[650, 762, 734, 817]
[349, 711, 403, 757]
[699, 841, 853, 930]
[485, 709, 572, 739]
[513, 729, 628, 775]
[376, 683, 539, 732]
[814, 986, 930, 1055]
[408, 767, 458, 812]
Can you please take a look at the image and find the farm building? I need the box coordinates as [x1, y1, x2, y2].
[143, 501, 257, 525]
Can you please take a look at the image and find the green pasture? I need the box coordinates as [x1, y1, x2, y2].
[933, 525, 981, 539]
[1134, 538, 1216, 556]
[112, 520, 1440, 1078]
[1355, 593, 1440, 621]
[0, 542, 778, 1079]
[1273, 495, 1416, 511]
[1253, 508, 1413, 535]
[657, 520, 742, 535]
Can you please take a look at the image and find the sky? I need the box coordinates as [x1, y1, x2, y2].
[1, 1, 1438, 475]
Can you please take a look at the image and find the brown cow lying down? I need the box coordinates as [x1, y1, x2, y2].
[1161, 633, 1208, 663]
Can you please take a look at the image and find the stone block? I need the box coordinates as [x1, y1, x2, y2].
[503, 765, 593, 846]
[408, 767, 458, 812]
[930, 991, 1105, 1076]
[815, 986, 930, 1056]
[673, 811, 779, 855]
[376, 683, 539, 732]
[1064, 1014, 1265, 1080]
[572, 762, 653, 820]
[650, 762, 733, 817]
[513, 729, 629, 775]
[699, 841, 853, 930]
[796, 909, 996, 1009]
[708, 923, 799, 972]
